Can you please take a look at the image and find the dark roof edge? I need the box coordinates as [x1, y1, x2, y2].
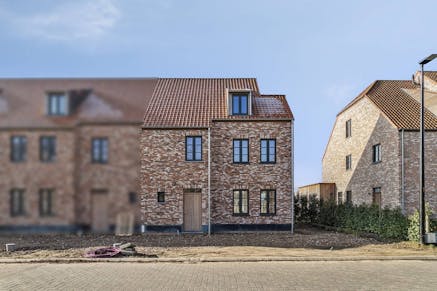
[399, 128, 437, 132]
[142, 126, 208, 130]
[212, 118, 293, 122]
[337, 81, 378, 116]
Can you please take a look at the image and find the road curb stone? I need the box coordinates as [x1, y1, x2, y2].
[1, 255, 437, 264]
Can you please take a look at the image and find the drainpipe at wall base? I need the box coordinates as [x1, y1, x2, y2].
[401, 129, 405, 214]
[291, 120, 295, 234]
[208, 127, 211, 236]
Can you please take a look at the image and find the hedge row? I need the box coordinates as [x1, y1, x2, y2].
[294, 196, 410, 240]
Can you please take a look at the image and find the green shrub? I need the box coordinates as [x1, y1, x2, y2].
[407, 204, 435, 242]
[298, 196, 410, 240]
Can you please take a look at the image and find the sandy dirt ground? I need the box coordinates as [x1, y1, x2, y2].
[0, 226, 435, 259]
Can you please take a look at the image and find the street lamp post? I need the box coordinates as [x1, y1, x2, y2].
[418, 54, 437, 244]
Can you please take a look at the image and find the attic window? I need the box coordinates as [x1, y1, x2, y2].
[231, 93, 249, 115]
[47, 93, 68, 116]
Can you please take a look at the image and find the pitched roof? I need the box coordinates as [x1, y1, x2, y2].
[142, 78, 292, 128]
[425, 71, 437, 82]
[338, 79, 437, 130]
[0, 78, 158, 128]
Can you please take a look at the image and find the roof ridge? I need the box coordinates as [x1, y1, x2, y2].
[337, 81, 378, 116]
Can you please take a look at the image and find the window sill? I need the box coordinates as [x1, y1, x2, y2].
[233, 213, 249, 217]
[233, 162, 250, 165]
[260, 162, 276, 165]
[372, 161, 382, 164]
[260, 213, 276, 216]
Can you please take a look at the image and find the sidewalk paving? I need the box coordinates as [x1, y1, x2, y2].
[1, 244, 437, 263]
[2, 255, 437, 264]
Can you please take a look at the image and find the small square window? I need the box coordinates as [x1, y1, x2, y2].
[47, 93, 68, 116]
[157, 192, 165, 203]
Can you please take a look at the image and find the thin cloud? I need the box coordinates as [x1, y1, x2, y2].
[3, 0, 121, 44]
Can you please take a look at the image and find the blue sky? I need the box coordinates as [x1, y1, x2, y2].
[1, 0, 437, 188]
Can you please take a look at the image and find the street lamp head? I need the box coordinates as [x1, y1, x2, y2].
[419, 54, 437, 65]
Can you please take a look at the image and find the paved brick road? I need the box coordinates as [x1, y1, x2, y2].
[1, 261, 437, 290]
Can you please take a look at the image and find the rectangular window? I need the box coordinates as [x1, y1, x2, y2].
[346, 190, 352, 204]
[372, 144, 381, 163]
[232, 94, 249, 115]
[40, 136, 56, 162]
[186, 136, 202, 161]
[260, 139, 276, 163]
[10, 136, 27, 162]
[92, 138, 108, 163]
[372, 187, 381, 207]
[129, 192, 137, 204]
[346, 119, 351, 138]
[260, 190, 276, 215]
[10, 189, 25, 217]
[157, 192, 165, 203]
[337, 192, 343, 205]
[233, 190, 249, 215]
[39, 189, 54, 217]
[346, 154, 352, 170]
[47, 93, 68, 116]
[233, 139, 249, 163]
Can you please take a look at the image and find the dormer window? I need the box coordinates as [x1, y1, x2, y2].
[232, 93, 249, 115]
[47, 93, 68, 116]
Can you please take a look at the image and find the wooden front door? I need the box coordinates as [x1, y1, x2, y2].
[91, 191, 109, 232]
[183, 191, 202, 232]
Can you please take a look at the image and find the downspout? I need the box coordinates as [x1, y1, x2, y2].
[208, 127, 211, 236]
[401, 129, 405, 214]
[291, 119, 295, 234]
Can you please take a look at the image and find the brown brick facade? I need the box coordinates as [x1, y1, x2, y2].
[0, 125, 142, 232]
[140, 121, 293, 232]
[323, 96, 437, 215]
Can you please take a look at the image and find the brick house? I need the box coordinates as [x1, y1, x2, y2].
[0, 78, 158, 232]
[322, 71, 437, 214]
[140, 78, 294, 232]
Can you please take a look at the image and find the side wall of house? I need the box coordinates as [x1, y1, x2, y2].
[140, 129, 209, 231]
[322, 97, 401, 208]
[0, 129, 76, 230]
[210, 121, 292, 230]
[76, 125, 142, 230]
[403, 131, 437, 215]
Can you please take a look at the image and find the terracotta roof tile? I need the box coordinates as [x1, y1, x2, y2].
[339, 79, 437, 130]
[0, 78, 158, 128]
[143, 78, 292, 128]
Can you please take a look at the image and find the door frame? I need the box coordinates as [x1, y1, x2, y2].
[183, 189, 202, 232]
